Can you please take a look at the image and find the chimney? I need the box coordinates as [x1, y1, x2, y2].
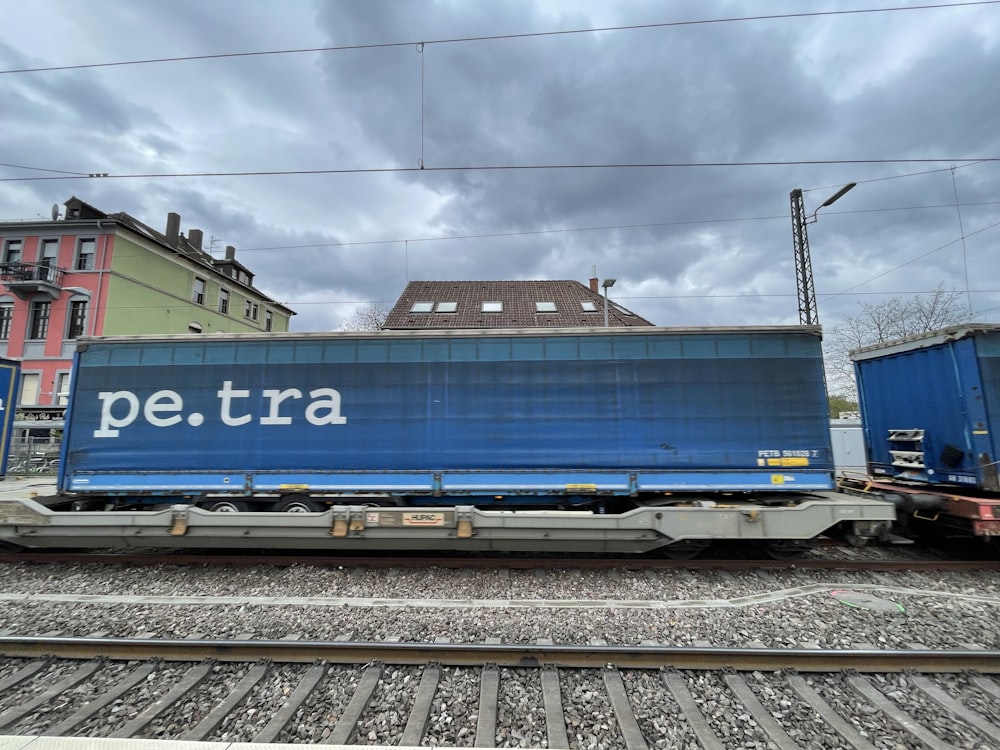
[189, 228, 203, 251]
[165, 213, 181, 247]
[589, 277, 599, 293]
[225, 245, 236, 260]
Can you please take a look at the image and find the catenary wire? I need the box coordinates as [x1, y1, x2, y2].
[803, 159, 995, 193]
[0, 162, 90, 177]
[820, 218, 1000, 301]
[233, 201, 1000, 253]
[2, 158, 999, 183]
[50, 289, 1000, 311]
[0, 2, 995, 75]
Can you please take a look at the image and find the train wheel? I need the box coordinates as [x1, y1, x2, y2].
[843, 532, 871, 547]
[274, 495, 324, 513]
[761, 540, 815, 560]
[205, 500, 248, 513]
[662, 540, 711, 560]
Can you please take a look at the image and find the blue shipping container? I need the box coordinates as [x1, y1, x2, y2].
[852, 324, 1000, 491]
[60, 327, 835, 501]
[0, 357, 20, 479]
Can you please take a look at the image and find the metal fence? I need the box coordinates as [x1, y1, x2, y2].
[6, 436, 61, 475]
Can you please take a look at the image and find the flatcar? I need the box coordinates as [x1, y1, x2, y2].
[845, 323, 1000, 547]
[0, 326, 894, 555]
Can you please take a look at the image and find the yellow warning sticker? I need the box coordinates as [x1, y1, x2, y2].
[765, 457, 810, 467]
[771, 474, 785, 485]
[783, 457, 809, 467]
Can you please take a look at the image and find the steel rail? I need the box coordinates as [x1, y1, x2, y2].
[0, 552, 996, 571]
[1, 637, 998, 673]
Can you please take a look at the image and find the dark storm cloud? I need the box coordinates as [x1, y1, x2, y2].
[306, 0, 850, 307]
[1, 1, 998, 331]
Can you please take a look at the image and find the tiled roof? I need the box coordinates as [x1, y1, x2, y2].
[384, 280, 654, 329]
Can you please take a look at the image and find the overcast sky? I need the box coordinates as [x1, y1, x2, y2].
[1, 0, 998, 333]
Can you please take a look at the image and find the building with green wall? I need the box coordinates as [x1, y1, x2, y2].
[0, 196, 295, 413]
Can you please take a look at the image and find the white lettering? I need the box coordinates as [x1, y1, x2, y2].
[260, 388, 302, 425]
[95, 391, 141, 437]
[92, 382, 348, 436]
[217, 381, 252, 426]
[305, 387, 348, 425]
[144, 390, 184, 428]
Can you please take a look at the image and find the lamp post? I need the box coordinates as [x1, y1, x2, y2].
[789, 182, 856, 325]
[602, 278, 616, 327]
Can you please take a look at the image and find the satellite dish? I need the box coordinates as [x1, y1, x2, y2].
[50, 204, 60, 221]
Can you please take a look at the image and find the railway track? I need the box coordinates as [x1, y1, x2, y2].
[1, 638, 999, 747]
[1, 550, 998, 571]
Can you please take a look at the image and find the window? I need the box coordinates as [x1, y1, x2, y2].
[75, 238, 96, 270]
[55, 372, 71, 406]
[244, 299, 259, 321]
[436, 301, 457, 313]
[39, 239, 59, 266]
[581, 301, 598, 312]
[38, 239, 59, 281]
[0, 302, 12, 340]
[18, 373, 40, 406]
[410, 301, 434, 313]
[264, 310, 273, 332]
[66, 300, 88, 339]
[482, 301, 503, 312]
[188, 323, 203, 333]
[192, 277, 206, 305]
[218, 288, 230, 314]
[535, 301, 557, 312]
[3, 239, 22, 264]
[28, 300, 51, 339]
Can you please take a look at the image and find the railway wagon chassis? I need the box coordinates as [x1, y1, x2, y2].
[0, 492, 894, 555]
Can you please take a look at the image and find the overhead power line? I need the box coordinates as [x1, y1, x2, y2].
[2, 158, 998, 183]
[0, 161, 90, 176]
[0, 2, 995, 75]
[236, 200, 1000, 254]
[804, 159, 994, 193]
[820, 218, 1000, 301]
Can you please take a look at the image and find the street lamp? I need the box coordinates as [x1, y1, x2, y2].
[602, 278, 616, 327]
[790, 183, 856, 325]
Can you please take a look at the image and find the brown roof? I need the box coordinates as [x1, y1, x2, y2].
[61, 197, 294, 315]
[384, 280, 654, 329]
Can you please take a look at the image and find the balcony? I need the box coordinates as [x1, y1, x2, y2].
[0, 262, 66, 299]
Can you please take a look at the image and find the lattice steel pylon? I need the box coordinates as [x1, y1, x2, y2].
[790, 188, 818, 326]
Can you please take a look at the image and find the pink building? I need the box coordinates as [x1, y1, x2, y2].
[1, 197, 293, 428]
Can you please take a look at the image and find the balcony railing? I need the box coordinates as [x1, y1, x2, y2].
[0, 262, 66, 297]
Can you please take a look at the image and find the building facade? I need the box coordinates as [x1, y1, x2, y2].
[0, 197, 294, 413]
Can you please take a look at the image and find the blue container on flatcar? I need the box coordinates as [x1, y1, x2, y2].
[0, 357, 20, 479]
[58, 326, 835, 502]
[852, 324, 1000, 491]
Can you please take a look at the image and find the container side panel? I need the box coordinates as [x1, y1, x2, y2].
[855, 333, 999, 489]
[973, 332, 1000, 489]
[63, 331, 833, 487]
[0, 359, 19, 477]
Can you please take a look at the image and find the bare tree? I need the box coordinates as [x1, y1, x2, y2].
[338, 303, 389, 332]
[825, 285, 972, 398]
